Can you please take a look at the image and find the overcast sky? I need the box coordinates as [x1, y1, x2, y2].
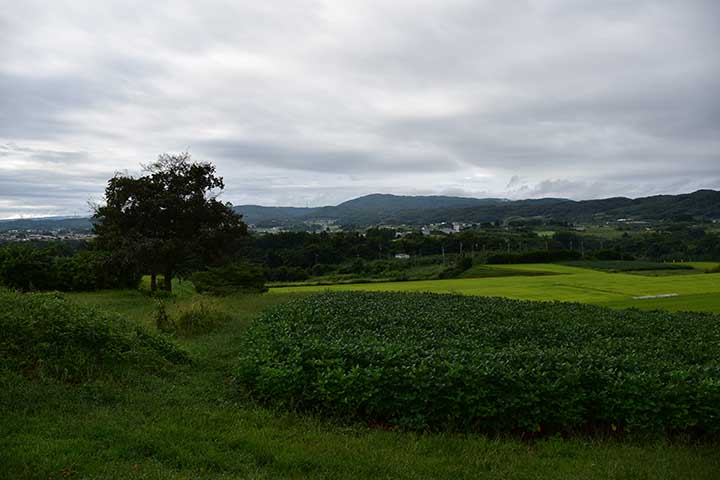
[1, 0, 719, 218]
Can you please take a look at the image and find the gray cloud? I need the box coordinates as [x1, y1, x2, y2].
[0, 0, 718, 217]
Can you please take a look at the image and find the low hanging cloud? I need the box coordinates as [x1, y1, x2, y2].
[0, 0, 718, 217]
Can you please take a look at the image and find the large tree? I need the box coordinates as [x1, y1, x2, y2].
[93, 153, 247, 292]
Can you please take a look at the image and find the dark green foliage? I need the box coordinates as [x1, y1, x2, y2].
[0, 244, 141, 292]
[191, 263, 267, 295]
[236, 292, 720, 435]
[93, 153, 247, 293]
[487, 249, 582, 264]
[311, 263, 335, 276]
[438, 255, 473, 279]
[564, 260, 694, 272]
[0, 289, 188, 382]
[592, 249, 635, 261]
[266, 265, 310, 282]
[240, 222, 720, 282]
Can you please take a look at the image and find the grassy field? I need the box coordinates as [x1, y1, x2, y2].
[3, 290, 720, 479]
[272, 263, 720, 313]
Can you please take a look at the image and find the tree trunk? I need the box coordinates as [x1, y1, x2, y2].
[163, 271, 173, 292]
[150, 272, 157, 292]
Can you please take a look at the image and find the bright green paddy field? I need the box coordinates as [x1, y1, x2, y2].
[272, 262, 720, 313]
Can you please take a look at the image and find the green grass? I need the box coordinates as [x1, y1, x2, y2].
[268, 263, 449, 288]
[272, 263, 720, 313]
[460, 264, 557, 278]
[3, 291, 720, 479]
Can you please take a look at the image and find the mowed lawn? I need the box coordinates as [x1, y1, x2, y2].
[272, 263, 720, 313]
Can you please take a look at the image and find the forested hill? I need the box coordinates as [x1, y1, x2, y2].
[236, 189, 720, 226]
[2, 190, 719, 231]
[0, 216, 93, 232]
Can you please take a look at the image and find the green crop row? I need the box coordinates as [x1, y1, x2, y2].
[236, 292, 720, 436]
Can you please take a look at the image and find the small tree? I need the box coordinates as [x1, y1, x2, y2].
[93, 153, 247, 293]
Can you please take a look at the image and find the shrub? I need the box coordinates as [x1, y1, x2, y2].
[0, 289, 188, 383]
[337, 259, 367, 275]
[311, 263, 335, 276]
[153, 300, 175, 333]
[439, 256, 473, 279]
[266, 266, 309, 282]
[236, 292, 720, 436]
[191, 262, 267, 295]
[173, 300, 232, 337]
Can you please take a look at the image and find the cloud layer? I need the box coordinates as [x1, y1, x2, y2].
[1, 0, 718, 217]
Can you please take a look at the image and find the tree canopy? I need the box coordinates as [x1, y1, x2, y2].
[93, 153, 247, 292]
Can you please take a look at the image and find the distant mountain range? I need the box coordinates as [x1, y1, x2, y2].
[1, 190, 719, 232]
[0, 216, 94, 232]
[236, 190, 720, 227]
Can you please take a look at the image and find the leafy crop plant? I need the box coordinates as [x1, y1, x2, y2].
[236, 291, 720, 436]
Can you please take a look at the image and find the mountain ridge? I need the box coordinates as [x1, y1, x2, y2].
[1, 190, 718, 231]
[233, 189, 720, 226]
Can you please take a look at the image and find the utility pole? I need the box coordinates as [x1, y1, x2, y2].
[442, 245, 446, 265]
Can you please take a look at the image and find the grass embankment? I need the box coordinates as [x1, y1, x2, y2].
[0, 289, 187, 383]
[3, 289, 720, 478]
[272, 263, 720, 313]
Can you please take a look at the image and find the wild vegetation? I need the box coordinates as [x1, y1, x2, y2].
[191, 262, 267, 295]
[0, 289, 187, 383]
